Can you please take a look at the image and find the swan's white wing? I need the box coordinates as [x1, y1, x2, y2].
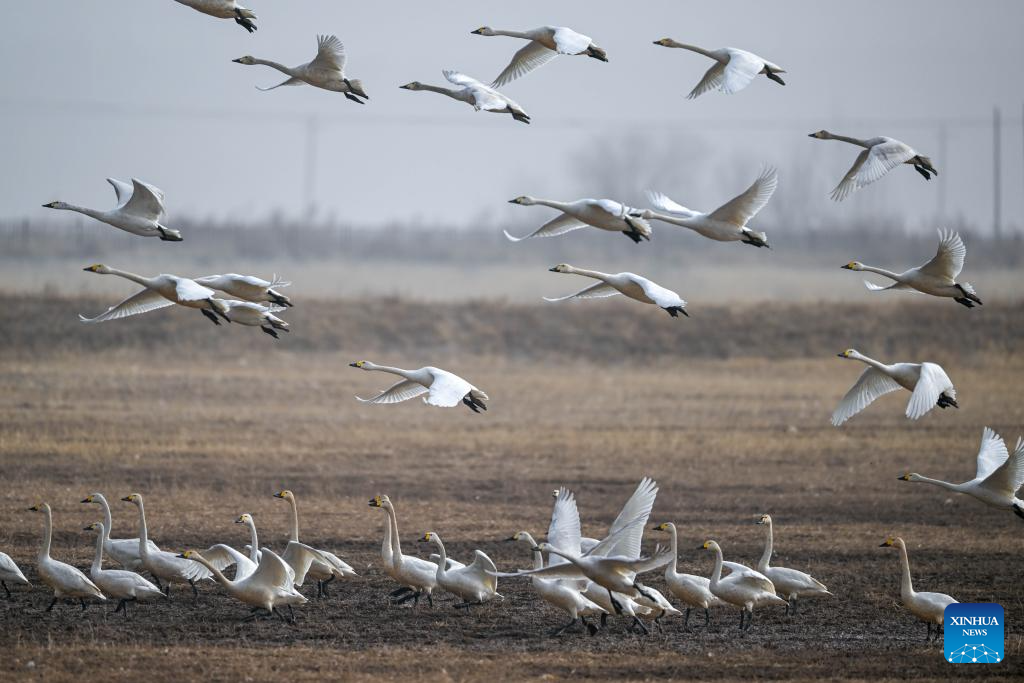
[864, 280, 913, 292]
[442, 71, 516, 112]
[687, 62, 725, 99]
[79, 289, 175, 324]
[492, 563, 584, 580]
[201, 544, 252, 574]
[707, 167, 778, 227]
[552, 27, 592, 54]
[973, 427, 1009, 482]
[253, 547, 294, 588]
[504, 213, 588, 242]
[906, 362, 954, 421]
[281, 542, 330, 586]
[0, 553, 28, 583]
[424, 369, 474, 407]
[106, 178, 134, 208]
[831, 141, 915, 201]
[174, 278, 216, 302]
[917, 229, 966, 280]
[597, 478, 658, 560]
[548, 488, 583, 564]
[543, 282, 620, 302]
[980, 438, 1024, 497]
[309, 34, 346, 73]
[720, 50, 763, 94]
[491, 41, 558, 87]
[628, 275, 683, 308]
[122, 179, 165, 220]
[256, 77, 304, 91]
[444, 70, 487, 89]
[646, 190, 699, 218]
[830, 367, 903, 426]
[356, 379, 429, 404]
[466, 550, 498, 592]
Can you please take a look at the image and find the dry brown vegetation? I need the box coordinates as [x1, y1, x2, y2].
[1, 298, 1022, 682]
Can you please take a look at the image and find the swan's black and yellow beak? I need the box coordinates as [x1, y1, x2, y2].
[349, 362, 359, 367]
[80, 497, 91, 503]
[121, 496, 132, 502]
[531, 546, 542, 552]
[470, 28, 485, 35]
[836, 353, 846, 358]
[879, 541, 890, 547]
[840, 264, 853, 270]
[548, 267, 559, 272]
[231, 58, 244, 64]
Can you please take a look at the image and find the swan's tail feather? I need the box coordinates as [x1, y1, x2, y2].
[269, 274, 292, 289]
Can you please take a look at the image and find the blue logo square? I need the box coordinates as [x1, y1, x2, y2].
[945, 603, 1004, 663]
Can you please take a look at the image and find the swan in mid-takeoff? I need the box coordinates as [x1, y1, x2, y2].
[83, 522, 165, 616]
[419, 532, 500, 608]
[470, 25, 607, 86]
[808, 130, 937, 201]
[28, 503, 105, 611]
[755, 515, 831, 614]
[880, 537, 957, 641]
[80, 265, 231, 326]
[832, 350, 957, 426]
[81, 493, 160, 571]
[349, 361, 489, 413]
[272, 490, 357, 597]
[0, 551, 30, 598]
[652, 40, 784, 98]
[233, 35, 367, 102]
[194, 274, 292, 307]
[842, 229, 982, 308]
[121, 494, 212, 600]
[645, 167, 776, 248]
[221, 301, 290, 338]
[179, 548, 309, 621]
[701, 540, 786, 631]
[505, 197, 652, 243]
[43, 178, 182, 241]
[899, 427, 1024, 520]
[651, 522, 725, 628]
[400, 71, 529, 123]
[545, 264, 688, 318]
[173, 0, 257, 33]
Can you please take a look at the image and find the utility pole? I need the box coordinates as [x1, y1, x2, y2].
[937, 123, 947, 220]
[304, 115, 319, 218]
[993, 107, 1001, 240]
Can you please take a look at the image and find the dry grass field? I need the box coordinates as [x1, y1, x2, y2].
[1, 296, 1022, 682]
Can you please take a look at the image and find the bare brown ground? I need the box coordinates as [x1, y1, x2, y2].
[0, 298, 1022, 681]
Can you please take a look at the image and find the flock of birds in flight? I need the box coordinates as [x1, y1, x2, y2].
[8, 0, 1023, 644]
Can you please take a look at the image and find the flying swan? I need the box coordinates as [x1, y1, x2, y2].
[880, 537, 957, 641]
[505, 196, 651, 243]
[221, 301, 290, 338]
[43, 178, 182, 241]
[173, 1, 257, 33]
[653, 40, 784, 98]
[349, 361, 489, 413]
[545, 264, 688, 317]
[470, 26, 607, 86]
[755, 515, 831, 615]
[400, 71, 529, 123]
[194, 274, 292, 307]
[808, 130, 937, 201]
[80, 265, 231, 326]
[233, 35, 367, 103]
[832, 349, 957, 426]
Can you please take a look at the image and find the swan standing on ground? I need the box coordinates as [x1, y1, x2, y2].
[644, 167, 776, 248]
[370, 495, 441, 607]
[121, 494, 212, 600]
[651, 522, 725, 628]
[832, 349, 957, 426]
[880, 537, 957, 641]
[808, 130, 937, 201]
[80, 265, 231, 326]
[0, 552, 30, 598]
[272, 490, 357, 597]
[233, 35, 367, 102]
[842, 229, 982, 308]
[43, 178, 182, 241]
[83, 522, 164, 617]
[194, 274, 292, 307]
[545, 264, 688, 317]
[899, 427, 1024, 520]
[701, 540, 785, 631]
[27, 503, 105, 611]
[652, 40, 785, 98]
[470, 26, 607, 86]
[755, 515, 831, 614]
[173, 0, 257, 33]
[81, 493, 160, 572]
[349, 361, 489, 413]
[504, 196, 652, 243]
[179, 548, 309, 622]
[221, 301, 290, 338]
[400, 71, 529, 123]
[419, 532, 500, 608]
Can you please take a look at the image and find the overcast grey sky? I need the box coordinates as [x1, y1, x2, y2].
[1, 1, 1022, 233]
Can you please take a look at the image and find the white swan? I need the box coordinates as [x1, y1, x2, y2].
[349, 361, 489, 413]
[700, 540, 786, 631]
[842, 229, 982, 308]
[233, 35, 367, 102]
[0, 551, 30, 597]
[899, 427, 1024, 519]
[81, 493, 160, 572]
[653, 40, 785, 98]
[832, 349, 957, 426]
[545, 264, 688, 318]
[651, 522, 725, 628]
[645, 167, 776, 248]
[505, 196, 652, 243]
[470, 26, 607, 86]
[370, 495, 442, 607]
[272, 490, 357, 597]
[179, 548, 310, 621]
[27, 503, 105, 611]
[234, 514, 298, 586]
[121, 494, 212, 600]
[83, 522, 165, 617]
[880, 537, 958, 641]
[508, 530, 605, 635]
[808, 130, 937, 201]
[43, 178, 182, 241]
[755, 515, 831, 614]
[199, 517, 261, 584]
[173, 0, 257, 33]
[400, 71, 529, 123]
[221, 300, 290, 338]
[419, 532, 500, 607]
[194, 274, 292, 307]
[80, 264, 231, 326]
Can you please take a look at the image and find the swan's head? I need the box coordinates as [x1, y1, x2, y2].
[653, 38, 675, 47]
[507, 531, 526, 542]
[898, 473, 921, 482]
[757, 514, 772, 525]
[27, 502, 48, 513]
[83, 264, 111, 274]
[349, 360, 375, 370]
[232, 56, 257, 65]
[399, 81, 424, 91]
[699, 540, 719, 552]
[548, 264, 573, 274]
[470, 26, 496, 36]
[508, 195, 536, 206]
[81, 493, 103, 504]
[42, 201, 71, 210]
[879, 536, 900, 548]
[235, 513, 254, 525]
[533, 541, 551, 553]
[419, 532, 436, 543]
[177, 550, 202, 560]
[808, 130, 831, 139]
[368, 494, 391, 508]
[652, 522, 673, 532]
[837, 349, 858, 359]
[841, 261, 864, 271]
[83, 522, 102, 532]
[121, 493, 142, 505]
[273, 490, 294, 501]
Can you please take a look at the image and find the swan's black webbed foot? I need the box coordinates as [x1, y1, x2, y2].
[201, 309, 221, 325]
[234, 10, 257, 33]
[765, 70, 785, 85]
[261, 326, 279, 339]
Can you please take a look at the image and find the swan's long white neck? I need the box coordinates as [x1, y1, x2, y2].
[665, 42, 722, 61]
[286, 496, 300, 543]
[250, 58, 296, 78]
[383, 502, 403, 559]
[91, 524, 106, 574]
[531, 198, 574, 212]
[134, 499, 151, 559]
[417, 84, 462, 99]
[665, 524, 679, 576]
[104, 267, 155, 289]
[365, 364, 415, 381]
[193, 554, 235, 591]
[850, 351, 890, 374]
[489, 29, 534, 40]
[429, 536, 448, 578]
[244, 519, 259, 563]
[38, 506, 53, 562]
[709, 544, 724, 587]
[895, 540, 915, 598]
[859, 265, 905, 282]
[758, 520, 774, 572]
[825, 133, 869, 148]
[563, 267, 610, 281]
[645, 210, 703, 229]
[515, 533, 542, 570]
[910, 475, 964, 493]
[53, 203, 107, 222]
[96, 496, 113, 544]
